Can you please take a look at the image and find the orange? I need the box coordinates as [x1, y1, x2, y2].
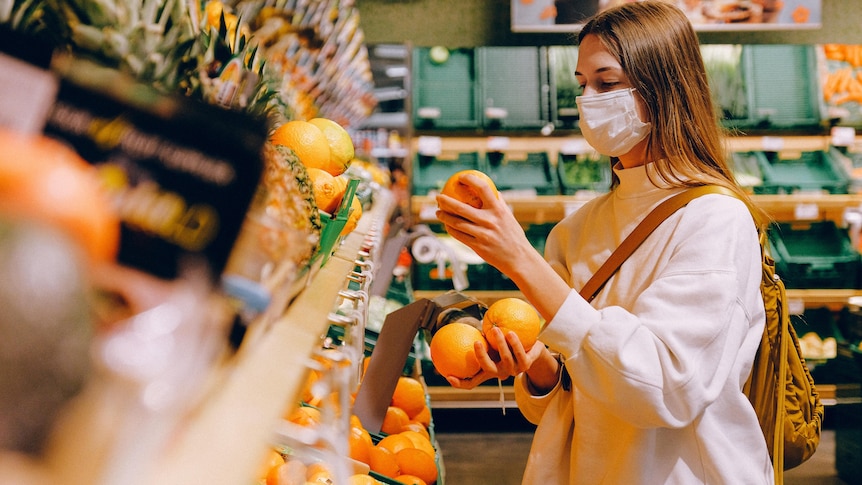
[394, 475, 428, 485]
[305, 461, 333, 480]
[381, 405, 410, 435]
[440, 169, 498, 209]
[299, 368, 322, 406]
[307, 167, 347, 214]
[376, 433, 414, 456]
[400, 421, 431, 442]
[362, 355, 372, 377]
[265, 458, 306, 485]
[429, 322, 486, 379]
[0, 130, 120, 264]
[285, 405, 321, 427]
[482, 298, 542, 352]
[257, 449, 285, 480]
[340, 196, 362, 236]
[270, 120, 331, 172]
[368, 444, 401, 477]
[349, 424, 374, 465]
[308, 117, 355, 175]
[412, 405, 432, 428]
[399, 430, 436, 459]
[391, 376, 427, 418]
[394, 448, 438, 485]
[348, 474, 378, 485]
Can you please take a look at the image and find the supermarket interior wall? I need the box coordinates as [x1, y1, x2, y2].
[356, 0, 862, 47]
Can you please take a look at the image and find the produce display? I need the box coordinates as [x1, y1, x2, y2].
[0, 2, 409, 485]
[821, 44, 862, 125]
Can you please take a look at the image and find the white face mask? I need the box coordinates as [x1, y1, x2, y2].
[576, 88, 651, 157]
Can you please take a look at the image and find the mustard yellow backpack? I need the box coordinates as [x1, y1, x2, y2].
[580, 186, 824, 484]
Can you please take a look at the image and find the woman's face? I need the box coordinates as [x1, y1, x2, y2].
[575, 34, 651, 166]
[575, 34, 633, 97]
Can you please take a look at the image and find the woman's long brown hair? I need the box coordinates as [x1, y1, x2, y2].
[578, 1, 769, 227]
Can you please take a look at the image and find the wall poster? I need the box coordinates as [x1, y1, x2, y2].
[511, 1, 822, 32]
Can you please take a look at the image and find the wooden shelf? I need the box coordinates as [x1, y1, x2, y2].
[426, 385, 518, 409]
[414, 289, 862, 311]
[412, 193, 862, 225]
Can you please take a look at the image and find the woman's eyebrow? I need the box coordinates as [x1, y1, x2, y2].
[574, 66, 619, 77]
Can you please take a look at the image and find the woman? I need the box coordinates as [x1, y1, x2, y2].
[435, 2, 773, 483]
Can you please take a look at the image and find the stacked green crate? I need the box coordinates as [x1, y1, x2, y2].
[768, 220, 861, 289]
[702, 44, 822, 129]
[412, 47, 480, 129]
[485, 151, 558, 195]
[753, 149, 851, 194]
[412, 151, 481, 195]
[476, 46, 550, 129]
[741, 44, 823, 129]
[557, 151, 612, 194]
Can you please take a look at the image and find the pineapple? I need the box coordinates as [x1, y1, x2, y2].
[181, 0, 290, 126]
[52, 0, 199, 94]
[258, 141, 321, 270]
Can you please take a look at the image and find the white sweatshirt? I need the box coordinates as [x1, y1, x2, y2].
[514, 163, 774, 484]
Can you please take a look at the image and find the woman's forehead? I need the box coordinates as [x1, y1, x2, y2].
[575, 35, 622, 76]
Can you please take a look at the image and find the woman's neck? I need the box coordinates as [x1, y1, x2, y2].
[617, 139, 652, 168]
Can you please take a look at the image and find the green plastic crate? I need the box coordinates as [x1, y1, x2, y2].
[412, 151, 481, 195]
[768, 220, 861, 289]
[730, 151, 764, 189]
[741, 44, 822, 129]
[412, 47, 479, 129]
[556, 152, 612, 194]
[754, 150, 851, 194]
[485, 151, 558, 195]
[476, 46, 550, 129]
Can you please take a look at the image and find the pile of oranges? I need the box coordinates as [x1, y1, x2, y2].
[261, 351, 439, 485]
[430, 298, 542, 380]
[270, 118, 362, 235]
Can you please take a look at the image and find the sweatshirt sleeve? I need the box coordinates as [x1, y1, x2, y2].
[539, 196, 763, 429]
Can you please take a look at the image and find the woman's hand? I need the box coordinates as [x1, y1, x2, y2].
[435, 173, 535, 277]
[445, 326, 549, 390]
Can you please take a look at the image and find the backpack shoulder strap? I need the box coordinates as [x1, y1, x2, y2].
[580, 185, 736, 302]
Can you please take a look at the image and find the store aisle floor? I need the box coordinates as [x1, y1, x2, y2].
[433, 409, 848, 484]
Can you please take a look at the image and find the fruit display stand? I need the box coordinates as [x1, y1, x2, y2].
[44, 190, 397, 485]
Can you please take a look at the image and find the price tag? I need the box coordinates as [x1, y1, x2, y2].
[831, 126, 856, 147]
[788, 298, 805, 316]
[761, 136, 784, 152]
[487, 136, 510, 151]
[417, 136, 442, 157]
[794, 203, 820, 220]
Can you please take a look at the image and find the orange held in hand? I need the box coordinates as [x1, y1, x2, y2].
[429, 322, 487, 379]
[440, 169, 498, 209]
[482, 297, 542, 351]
